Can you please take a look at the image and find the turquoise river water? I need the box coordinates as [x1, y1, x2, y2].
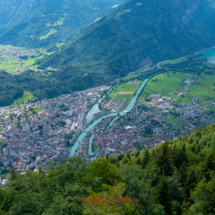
[70, 48, 215, 159]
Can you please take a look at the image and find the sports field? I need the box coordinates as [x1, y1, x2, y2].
[173, 126, 181, 129]
[161, 116, 180, 123]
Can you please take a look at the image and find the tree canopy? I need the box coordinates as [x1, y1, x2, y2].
[2, 124, 215, 214]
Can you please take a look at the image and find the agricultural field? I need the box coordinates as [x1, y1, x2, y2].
[182, 74, 215, 100]
[0, 60, 23, 73]
[142, 72, 190, 97]
[0, 44, 58, 73]
[108, 81, 141, 98]
[142, 71, 215, 102]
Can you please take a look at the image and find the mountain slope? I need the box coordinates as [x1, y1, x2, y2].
[42, 0, 215, 86]
[0, 0, 125, 48]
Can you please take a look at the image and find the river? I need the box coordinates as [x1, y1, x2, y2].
[70, 48, 215, 159]
[85, 83, 120, 123]
[70, 78, 149, 158]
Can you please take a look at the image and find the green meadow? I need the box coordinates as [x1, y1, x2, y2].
[12, 91, 33, 106]
[108, 81, 141, 98]
[23, 58, 35, 66]
[182, 74, 215, 100]
[0, 60, 20, 73]
[0, 55, 9, 58]
[122, 74, 140, 81]
[56, 42, 66, 47]
[143, 71, 215, 102]
[161, 116, 180, 123]
[142, 72, 190, 97]
[161, 57, 187, 65]
[4, 45, 22, 50]
[138, 97, 146, 104]
[173, 126, 181, 129]
[33, 107, 42, 113]
[175, 96, 192, 104]
[39, 29, 57, 40]
[200, 102, 215, 112]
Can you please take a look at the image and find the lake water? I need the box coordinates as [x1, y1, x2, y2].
[201, 48, 215, 64]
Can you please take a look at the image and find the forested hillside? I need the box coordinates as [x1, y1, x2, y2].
[1, 123, 215, 214]
[41, 0, 215, 88]
[0, 0, 125, 48]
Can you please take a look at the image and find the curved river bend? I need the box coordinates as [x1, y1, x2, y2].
[70, 48, 215, 159]
[70, 78, 149, 158]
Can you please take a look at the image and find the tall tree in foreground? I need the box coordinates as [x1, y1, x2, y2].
[152, 174, 174, 215]
[156, 142, 174, 176]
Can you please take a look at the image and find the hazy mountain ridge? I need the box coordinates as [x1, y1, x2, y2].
[0, 0, 125, 47]
[41, 0, 215, 86]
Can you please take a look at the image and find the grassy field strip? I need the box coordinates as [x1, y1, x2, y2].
[142, 72, 189, 97]
[12, 91, 33, 106]
[122, 74, 140, 81]
[161, 116, 180, 123]
[142, 71, 215, 101]
[109, 81, 141, 98]
[39, 29, 57, 40]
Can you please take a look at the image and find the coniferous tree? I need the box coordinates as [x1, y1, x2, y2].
[9, 165, 18, 180]
[194, 144, 200, 154]
[141, 148, 149, 169]
[156, 142, 174, 176]
[152, 174, 174, 215]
